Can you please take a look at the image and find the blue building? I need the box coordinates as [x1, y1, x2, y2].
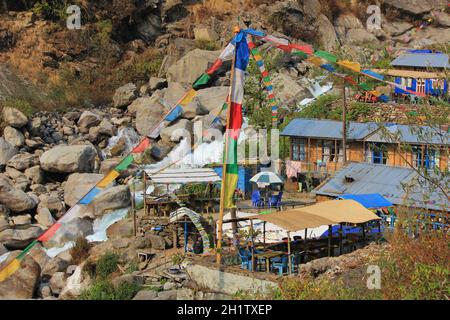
[391, 50, 448, 96]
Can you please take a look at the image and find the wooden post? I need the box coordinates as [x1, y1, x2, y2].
[304, 228, 308, 263]
[216, 29, 239, 266]
[328, 225, 332, 257]
[131, 180, 136, 237]
[250, 219, 255, 272]
[342, 78, 347, 164]
[263, 221, 266, 245]
[143, 172, 147, 215]
[362, 223, 366, 245]
[184, 216, 188, 253]
[339, 223, 343, 255]
[287, 231, 292, 275]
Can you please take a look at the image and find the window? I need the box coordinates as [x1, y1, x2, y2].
[292, 138, 306, 161]
[412, 146, 437, 169]
[367, 143, 387, 165]
[321, 140, 340, 162]
[417, 79, 425, 94]
[406, 78, 413, 88]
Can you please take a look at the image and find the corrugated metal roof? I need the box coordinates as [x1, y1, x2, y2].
[390, 53, 449, 68]
[365, 124, 450, 145]
[144, 168, 221, 184]
[281, 118, 379, 140]
[315, 163, 449, 212]
[338, 194, 393, 209]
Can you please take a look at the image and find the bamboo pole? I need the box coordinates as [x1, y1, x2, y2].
[328, 225, 332, 257]
[216, 27, 239, 265]
[342, 78, 347, 163]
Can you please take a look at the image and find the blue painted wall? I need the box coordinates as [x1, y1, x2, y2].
[395, 77, 448, 96]
[213, 166, 254, 197]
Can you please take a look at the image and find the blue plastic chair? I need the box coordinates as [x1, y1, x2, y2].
[271, 255, 288, 276]
[269, 192, 283, 208]
[252, 190, 264, 208]
[238, 248, 252, 270]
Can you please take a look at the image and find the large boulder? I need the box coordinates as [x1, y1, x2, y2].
[0, 251, 40, 299]
[77, 111, 101, 133]
[63, 173, 103, 207]
[193, 26, 219, 42]
[24, 166, 44, 184]
[0, 226, 42, 249]
[167, 49, 220, 84]
[0, 138, 17, 167]
[316, 14, 339, 51]
[434, 12, 450, 27]
[45, 218, 93, 248]
[132, 95, 169, 136]
[383, 21, 414, 37]
[6, 152, 37, 171]
[60, 263, 92, 299]
[272, 73, 308, 104]
[113, 83, 138, 108]
[3, 126, 24, 147]
[384, 0, 447, 15]
[2, 107, 28, 128]
[42, 257, 69, 278]
[40, 145, 97, 173]
[160, 119, 193, 142]
[334, 13, 364, 39]
[0, 174, 36, 212]
[35, 207, 56, 228]
[49, 272, 67, 295]
[345, 28, 379, 43]
[183, 86, 229, 119]
[90, 185, 131, 217]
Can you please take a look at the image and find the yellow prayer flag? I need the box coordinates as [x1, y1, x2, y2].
[180, 89, 197, 106]
[307, 56, 323, 67]
[337, 60, 361, 73]
[223, 173, 238, 209]
[0, 259, 21, 282]
[97, 170, 120, 189]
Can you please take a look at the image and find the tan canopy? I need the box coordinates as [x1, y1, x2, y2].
[248, 200, 381, 232]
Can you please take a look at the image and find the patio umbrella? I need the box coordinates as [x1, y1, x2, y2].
[250, 171, 284, 187]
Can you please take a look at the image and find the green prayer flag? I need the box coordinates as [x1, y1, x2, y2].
[359, 82, 373, 91]
[193, 73, 211, 90]
[314, 50, 338, 63]
[115, 155, 134, 171]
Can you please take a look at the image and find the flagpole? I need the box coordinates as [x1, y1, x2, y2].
[216, 27, 240, 265]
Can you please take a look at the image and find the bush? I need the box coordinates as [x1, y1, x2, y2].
[195, 40, 220, 51]
[114, 282, 142, 300]
[79, 280, 116, 300]
[70, 237, 92, 265]
[96, 252, 119, 279]
[32, 0, 68, 21]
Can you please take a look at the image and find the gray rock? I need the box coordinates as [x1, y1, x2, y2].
[149, 77, 167, 91]
[316, 14, 339, 51]
[77, 111, 101, 133]
[35, 207, 56, 228]
[99, 158, 122, 175]
[163, 281, 176, 291]
[40, 145, 97, 173]
[146, 234, 166, 250]
[384, 0, 447, 15]
[11, 214, 31, 226]
[45, 218, 93, 248]
[167, 49, 220, 84]
[0, 138, 17, 167]
[0, 226, 42, 249]
[0, 174, 36, 212]
[113, 83, 138, 108]
[155, 289, 177, 300]
[133, 290, 158, 300]
[98, 119, 116, 137]
[3, 126, 24, 147]
[0, 242, 7, 255]
[0, 215, 9, 232]
[133, 95, 169, 136]
[38, 193, 65, 215]
[39, 285, 52, 298]
[0, 252, 40, 299]
[42, 257, 69, 277]
[2, 107, 28, 128]
[111, 274, 144, 290]
[24, 166, 44, 184]
[49, 272, 67, 295]
[383, 21, 414, 36]
[91, 185, 131, 217]
[6, 152, 37, 171]
[63, 173, 103, 207]
[435, 12, 450, 27]
[160, 119, 193, 142]
[193, 26, 219, 42]
[345, 28, 379, 43]
[5, 166, 24, 180]
[150, 141, 173, 161]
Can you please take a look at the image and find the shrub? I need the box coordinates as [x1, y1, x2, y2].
[195, 40, 220, 51]
[79, 280, 116, 300]
[96, 252, 119, 279]
[70, 237, 92, 265]
[114, 282, 142, 300]
[32, 0, 68, 21]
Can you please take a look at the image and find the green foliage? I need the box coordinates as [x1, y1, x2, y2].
[96, 252, 119, 279]
[347, 102, 372, 121]
[170, 253, 185, 266]
[195, 40, 220, 51]
[125, 262, 139, 274]
[32, 0, 68, 21]
[1, 98, 34, 117]
[79, 279, 116, 300]
[114, 50, 164, 87]
[70, 237, 92, 265]
[95, 20, 113, 46]
[286, 94, 341, 121]
[114, 282, 142, 300]
[79, 279, 141, 300]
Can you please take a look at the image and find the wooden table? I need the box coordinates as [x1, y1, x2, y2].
[254, 251, 285, 273]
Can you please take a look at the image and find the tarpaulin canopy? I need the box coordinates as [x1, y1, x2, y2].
[338, 194, 393, 209]
[248, 200, 380, 232]
[144, 168, 221, 184]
